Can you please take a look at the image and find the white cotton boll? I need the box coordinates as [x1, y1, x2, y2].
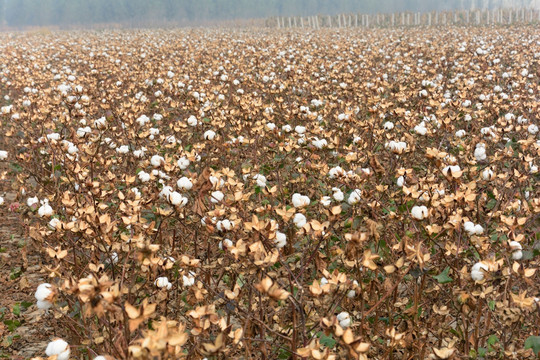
[282, 124, 292, 132]
[337, 312, 351, 328]
[312, 138, 328, 149]
[38, 202, 53, 217]
[150, 155, 164, 167]
[328, 166, 345, 179]
[419, 89, 428, 97]
[177, 177, 193, 190]
[294, 126, 306, 134]
[138, 171, 150, 182]
[27, 196, 39, 207]
[187, 115, 198, 126]
[347, 189, 362, 205]
[411, 205, 428, 220]
[46, 339, 70, 360]
[217, 219, 233, 231]
[47, 133, 61, 141]
[48, 218, 60, 230]
[136, 115, 150, 126]
[204, 130, 216, 140]
[474, 224, 484, 235]
[474, 145, 487, 162]
[35, 283, 53, 303]
[211, 191, 224, 203]
[182, 273, 195, 287]
[253, 174, 267, 187]
[509, 241, 522, 251]
[320, 277, 328, 286]
[528, 124, 539, 135]
[414, 123, 427, 135]
[266, 122, 276, 130]
[471, 262, 488, 281]
[155, 277, 172, 290]
[455, 129, 466, 138]
[482, 168, 494, 180]
[94, 356, 108, 360]
[442, 165, 461, 177]
[383, 121, 394, 130]
[332, 188, 344, 202]
[275, 231, 287, 248]
[159, 185, 173, 198]
[396, 176, 405, 187]
[292, 193, 310, 208]
[512, 250, 523, 260]
[177, 157, 190, 170]
[0, 151, 7, 161]
[168, 192, 188, 207]
[94, 117, 106, 129]
[116, 145, 129, 154]
[463, 221, 476, 235]
[320, 196, 332, 207]
[293, 213, 307, 228]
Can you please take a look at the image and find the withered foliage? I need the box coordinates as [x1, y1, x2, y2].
[1, 26, 539, 359]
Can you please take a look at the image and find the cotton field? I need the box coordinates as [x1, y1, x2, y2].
[0, 26, 539, 359]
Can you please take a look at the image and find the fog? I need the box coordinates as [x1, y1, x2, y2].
[0, 0, 538, 28]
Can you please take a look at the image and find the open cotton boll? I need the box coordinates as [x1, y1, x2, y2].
[253, 174, 267, 187]
[294, 126, 306, 134]
[347, 189, 362, 205]
[328, 166, 345, 179]
[482, 168, 494, 180]
[266, 122, 276, 130]
[0, 150, 8, 160]
[383, 121, 394, 130]
[216, 219, 233, 231]
[138, 171, 151, 182]
[320, 196, 332, 207]
[177, 157, 190, 170]
[455, 129, 466, 138]
[187, 115, 198, 126]
[48, 218, 61, 230]
[473, 224, 484, 235]
[471, 262, 488, 281]
[159, 185, 173, 198]
[27, 196, 39, 207]
[45, 338, 70, 360]
[528, 124, 539, 135]
[442, 165, 461, 178]
[274, 231, 287, 248]
[332, 188, 344, 202]
[463, 221, 476, 235]
[150, 155, 164, 167]
[411, 205, 428, 220]
[210, 191, 224, 203]
[203, 130, 216, 140]
[182, 272, 196, 287]
[136, 115, 150, 126]
[474, 144, 487, 162]
[35, 283, 54, 309]
[293, 213, 307, 228]
[168, 192, 188, 207]
[292, 193, 310, 208]
[155, 277, 172, 290]
[282, 124, 292, 132]
[337, 311, 351, 328]
[38, 202, 53, 217]
[414, 122, 427, 135]
[177, 177, 193, 190]
[396, 176, 405, 187]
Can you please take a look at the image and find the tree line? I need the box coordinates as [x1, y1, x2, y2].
[0, 0, 508, 28]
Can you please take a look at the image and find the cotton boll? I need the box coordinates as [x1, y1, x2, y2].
[482, 168, 494, 180]
[138, 171, 151, 182]
[159, 185, 173, 199]
[463, 221, 476, 235]
[292, 193, 310, 208]
[512, 250, 523, 260]
[473, 224, 484, 235]
[274, 231, 287, 248]
[294, 126, 306, 134]
[177, 157, 190, 170]
[528, 124, 539, 135]
[396, 176, 405, 187]
[282, 124, 292, 132]
[168, 192, 188, 207]
[414, 122, 427, 135]
[150, 155, 164, 167]
[46, 339, 70, 360]
[203, 130, 216, 140]
[455, 129, 466, 138]
[320, 196, 332, 207]
[509, 241, 523, 252]
[266, 122, 276, 130]
[187, 115, 198, 126]
[293, 213, 307, 228]
[471, 262, 488, 281]
[35, 283, 54, 309]
[383, 121, 394, 130]
[253, 174, 267, 187]
[38, 202, 53, 217]
[337, 312, 351, 328]
[411, 205, 428, 220]
[442, 165, 461, 178]
[27, 196, 39, 207]
[211, 191, 224, 203]
[0, 150, 8, 160]
[328, 166, 345, 179]
[155, 277, 172, 290]
[332, 188, 344, 202]
[48, 218, 61, 230]
[474, 144, 487, 162]
[136, 115, 150, 126]
[347, 189, 362, 205]
[177, 177, 193, 190]
[182, 272, 195, 287]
